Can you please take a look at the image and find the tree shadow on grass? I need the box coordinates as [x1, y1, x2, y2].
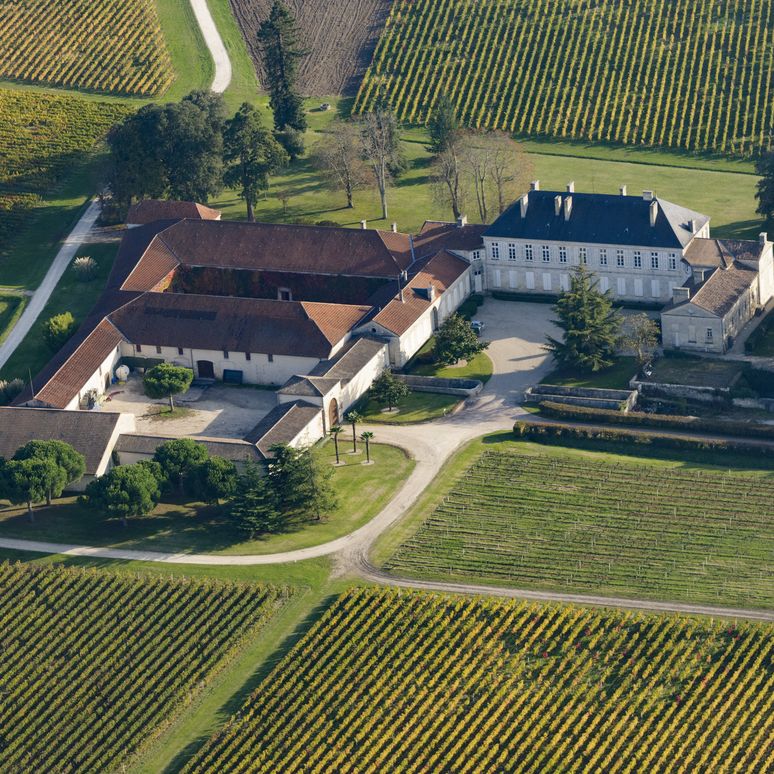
[160, 590, 341, 774]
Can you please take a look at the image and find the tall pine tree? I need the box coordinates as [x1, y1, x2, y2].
[258, 0, 307, 150]
[544, 266, 622, 372]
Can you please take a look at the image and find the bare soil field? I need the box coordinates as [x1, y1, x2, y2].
[229, 0, 391, 96]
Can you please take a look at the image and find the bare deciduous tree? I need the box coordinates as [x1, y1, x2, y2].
[311, 121, 368, 208]
[359, 107, 404, 220]
[432, 145, 466, 220]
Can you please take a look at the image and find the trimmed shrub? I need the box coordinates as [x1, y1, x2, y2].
[72, 255, 97, 281]
[0, 377, 25, 405]
[537, 400, 774, 440]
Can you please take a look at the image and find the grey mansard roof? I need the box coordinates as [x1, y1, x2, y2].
[484, 191, 709, 250]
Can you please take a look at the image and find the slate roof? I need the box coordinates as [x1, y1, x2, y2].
[126, 200, 221, 225]
[0, 407, 124, 474]
[414, 221, 486, 256]
[485, 190, 709, 249]
[686, 263, 758, 317]
[683, 238, 765, 269]
[371, 250, 470, 335]
[243, 400, 322, 457]
[115, 434, 261, 462]
[307, 337, 387, 381]
[133, 220, 415, 279]
[278, 375, 340, 397]
[107, 294, 368, 359]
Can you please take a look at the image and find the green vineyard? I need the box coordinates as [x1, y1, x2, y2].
[0, 0, 173, 96]
[185, 587, 773, 772]
[0, 562, 291, 773]
[0, 89, 129, 255]
[385, 449, 774, 608]
[356, 0, 774, 156]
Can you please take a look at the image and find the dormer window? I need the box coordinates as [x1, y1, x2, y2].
[278, 288, 292, 301]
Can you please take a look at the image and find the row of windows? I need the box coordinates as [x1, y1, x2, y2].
[490, 242, 678, 271]
[490, 269, 670, 298]
[135, 345, 274, 362]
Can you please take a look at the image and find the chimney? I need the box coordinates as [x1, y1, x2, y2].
[672, 285, 691, 304]
[398, 275, 404, 303]
[760, 232, 768, 245]
[456, 214, 468, 228]
[690, 218, 698, 233]
[427, 285, 436, 301]
[649, 200, 658, 228]
[360, 219, 367, 229]
[619, 185, 627, 196]
[566, 181, 575, 193]
[642, 190, 654, 201]
[563, 196, 573, 221]
[391, 222, 398, 233]
[520, 193, 529, 219]
[530, 180, 540, 191]
[409, 234, 416, 264]
[554, 195, 562, 217]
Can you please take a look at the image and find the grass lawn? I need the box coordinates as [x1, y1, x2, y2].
[540, 357, 638, 390]
[407, 336, 493, 384]
[0, 442, 414, 555]
[646, 357, 744, 389]
[360, 391, 460, 423]
[0, 293, 25, 344]
[0, 241, 118, 381]
[374, 433, 774, 609]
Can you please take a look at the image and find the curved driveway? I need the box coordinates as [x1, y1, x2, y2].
[191, 0, 232, 93]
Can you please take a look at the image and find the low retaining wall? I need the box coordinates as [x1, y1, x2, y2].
[632, 379, 729, 405]
[732, 397, 774, 413]
[526, 384, 638, 411]
[396, 374, 483, 397]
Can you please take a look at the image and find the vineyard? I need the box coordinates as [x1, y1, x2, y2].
[355, 0, 774, 156]
[185, 587, 774, 772]
[0, 0, 173, 96]
[385, 450, 774, 608]
[0, 562, 291, 773]
[0, 89, 129, 255]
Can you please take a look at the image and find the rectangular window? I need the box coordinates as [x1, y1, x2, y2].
[668, 253, 677, 270]
[542, 273, 552, 291]
[177, 347, 184, 356]
[579, 246, 587, 265]
[633, 251, 642, 269]
[493, 269, 502, 287]
[525, 271, 535, 290]
[688, 325, 696, 344]
[279, 289, 292, 302]
[508, 243, 517, 261]
[634, 278, 644, 297]
[600, 276, 609, 292]
[491, 242, 500, 260]
[651, 279, 661, 298]
[599, 248, 608, 266]
[525, 244, 533, 261]
[135, 344, 142, 353]
[617, 277, 626, 296]
[245, 352, 251, 361]
[616, 249, 625, 267]
[559, 246, 567, 263]
[472, 250, 481, 261]
[268, 353, 274, 363]
[706, 328, 714, 342]
[651, 252, 659, 270]
[508, 271, 517, 289]
[541, 245, 550, 262]
[155, 345, 162, 355]
[560, 273, 570, 292]
[223, 350, 229, 359]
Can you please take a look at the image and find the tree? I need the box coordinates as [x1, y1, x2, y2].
[432, 146, 466, 221]
[44, 312, 77, 352]
[433, 313, 489, 366]
[274, 125, 305, 161]
[755, 150, 774, 221]
[143, 363, 194, 410]
[330, 425, 343, 464]
[230, 462, 283, 536]
[223, 102, 289, 220]
[371, 370, 409, 411]
[0, 457, 57, 521]
[187, 456, 238, 505]
[619, 313, 660, 366]
[81, 462, 161, 527]
[13, 440, 85, 505]
[545, 265, 622, 372]
[153, 438, 209, 493]
[257, 0, 308, 149]
[311, 121, 368, 208]
[359, 107, 405, 220]
[345, 410, 361, 453]
[267, 444, 336, 521]
[427, 93, 461, 154]
[360, 431, 374, 464]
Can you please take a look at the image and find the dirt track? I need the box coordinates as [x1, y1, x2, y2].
[229, 0, 391, 96]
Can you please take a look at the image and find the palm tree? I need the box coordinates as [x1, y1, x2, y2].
[330, 425, 343, 464]
[346, 411, 361, 453]
[360, 431, 374, 464]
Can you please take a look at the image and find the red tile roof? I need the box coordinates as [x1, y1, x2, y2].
[126, 199, 221, 225]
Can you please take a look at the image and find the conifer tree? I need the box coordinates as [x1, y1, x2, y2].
[544, 266, 622, 372]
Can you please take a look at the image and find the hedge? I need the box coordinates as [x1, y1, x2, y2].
[537, 400, 774, 440]
[513, 419, 774, 461]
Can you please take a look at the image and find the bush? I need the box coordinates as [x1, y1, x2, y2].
[457, 293, 484, 320]
[739, 368, 774, 399]
[44, 311, 77, 352]
[513, 419, 774, 460]
[72, 255, 97, 281]
[537, 400, 774, 440]
[0, 377, 24, 405]
[744, 313, 774, 354]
